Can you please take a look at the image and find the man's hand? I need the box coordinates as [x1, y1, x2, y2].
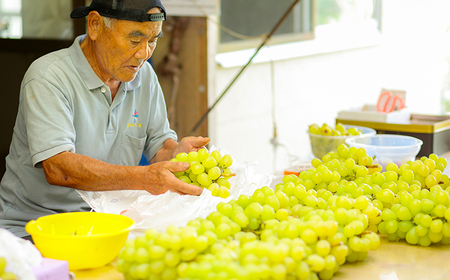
[144, 136, 209, 195]
[42, 136, 210, 196]
[42, 151, 203, 196]
[142, 161, 203, 195]
[172, 136, 210, 157]
[150, 136, 210, 164]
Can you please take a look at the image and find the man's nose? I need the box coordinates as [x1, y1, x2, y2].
[135, 43, 151, 60]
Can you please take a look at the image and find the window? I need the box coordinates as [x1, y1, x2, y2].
[219, 0, 314, 52]
[0, 0, 74, 39]
[317, 0, 380, 26]
[0, 0, 21, 38]
[218, 0, 381, 53]
[314, 0, 381, 41]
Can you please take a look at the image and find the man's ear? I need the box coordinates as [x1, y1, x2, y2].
[86, 11, 103, 41]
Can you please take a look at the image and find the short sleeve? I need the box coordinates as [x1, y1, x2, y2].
[22, 77, 76, 166]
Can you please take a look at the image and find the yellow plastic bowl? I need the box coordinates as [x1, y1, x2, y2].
[25, 212, 134, 270]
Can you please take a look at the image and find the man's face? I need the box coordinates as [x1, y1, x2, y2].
[94, 8, 163, 83]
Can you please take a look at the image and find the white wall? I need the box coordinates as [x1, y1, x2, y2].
[208, 0, 450, 175]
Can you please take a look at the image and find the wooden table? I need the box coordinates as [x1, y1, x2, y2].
[72, 263, 123, 280]
[73, 238, 450, 280]
[334, 239, 450, 280]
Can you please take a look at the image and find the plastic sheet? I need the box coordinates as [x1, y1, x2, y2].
[77, 161, 274, 235]
[0, 228, 42, 280]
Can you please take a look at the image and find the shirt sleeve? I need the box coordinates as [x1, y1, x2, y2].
[22, 77, 76, 167]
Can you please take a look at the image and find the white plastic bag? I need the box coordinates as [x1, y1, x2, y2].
[77, 161, 273, 235]
[0, 228, 42, 280]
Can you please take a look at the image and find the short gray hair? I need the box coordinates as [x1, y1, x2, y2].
[102, 16, 117, 29]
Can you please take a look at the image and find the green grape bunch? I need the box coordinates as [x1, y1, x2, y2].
[372, 155, 450, 246]
[0, 257, 18, 280]
[306, 144, 450, 248]
[171, 148, 234, 198]
[309, 123, 363, 137]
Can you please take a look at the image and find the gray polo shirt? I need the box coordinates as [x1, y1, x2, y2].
[0, 35, 177, 237]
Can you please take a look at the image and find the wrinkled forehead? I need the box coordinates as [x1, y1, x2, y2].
[113, 16, 163, 36]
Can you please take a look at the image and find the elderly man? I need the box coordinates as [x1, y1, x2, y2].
[0, 0, 208, 238]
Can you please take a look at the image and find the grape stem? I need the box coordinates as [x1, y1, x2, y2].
[221, 173, 236, 177]
[242, 228, 262, 235]
[331, 241, 345, 247]
[359, 230, 376, 236]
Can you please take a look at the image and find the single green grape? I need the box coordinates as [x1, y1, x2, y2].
[232, 211, 249, 228]
[417, 164, 430, 177]
[218, 186, 230, 198]
[244, 202, 263, 219]
[208, 166, 221, 180]
[261, 205, 276, 221]
[385, 162, 400, 173]
[191, 163, 205, 175]
[306, 254, 325, 272]
[202, 156, 217, 169]
[221, 154, 233, 168]
[176, 152, 188, 162]
[345, 158, 356, 171]
[217, 178, 231, 189]
[301, 228, 317, 244]
[178, 175, 191, 184]
[275, 208, 289, 221]
[207, 183, 219, 196]
[438, 157, 448, 169]
[309, 124, 321, 134]
[197, 148, 209, 162]
[425, 174, 438, 188]
[315, 240, 331, 257]
[376, 189, 395, 203]
[197, 173, 212, 187]
[187, 151, 199, 162]
[396, 206, 412, 221]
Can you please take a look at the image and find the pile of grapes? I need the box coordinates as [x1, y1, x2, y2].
[117, 144, 450, 280]
[308, 123, 363, 137]
[0, 257, 17, 280]
[171, 148, 234, 198]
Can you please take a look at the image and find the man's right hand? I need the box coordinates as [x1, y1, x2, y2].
[42, 151, 203, 196]
[142, 161, 203, 196]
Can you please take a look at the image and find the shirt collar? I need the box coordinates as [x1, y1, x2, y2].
[68, 35, 141, 92]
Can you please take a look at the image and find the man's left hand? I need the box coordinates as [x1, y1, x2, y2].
[173, 136, 210, 157]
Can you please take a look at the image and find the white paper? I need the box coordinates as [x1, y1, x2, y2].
[0, 228, 42, 280]
[337, 105, 411, 123]
[77, 160, 273, 236]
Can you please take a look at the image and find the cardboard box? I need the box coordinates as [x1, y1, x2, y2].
[32, 258, 70, 280]
[336, 114, 450, 157]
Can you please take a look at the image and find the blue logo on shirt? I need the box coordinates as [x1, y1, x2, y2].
[132, 110, 139, 120]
